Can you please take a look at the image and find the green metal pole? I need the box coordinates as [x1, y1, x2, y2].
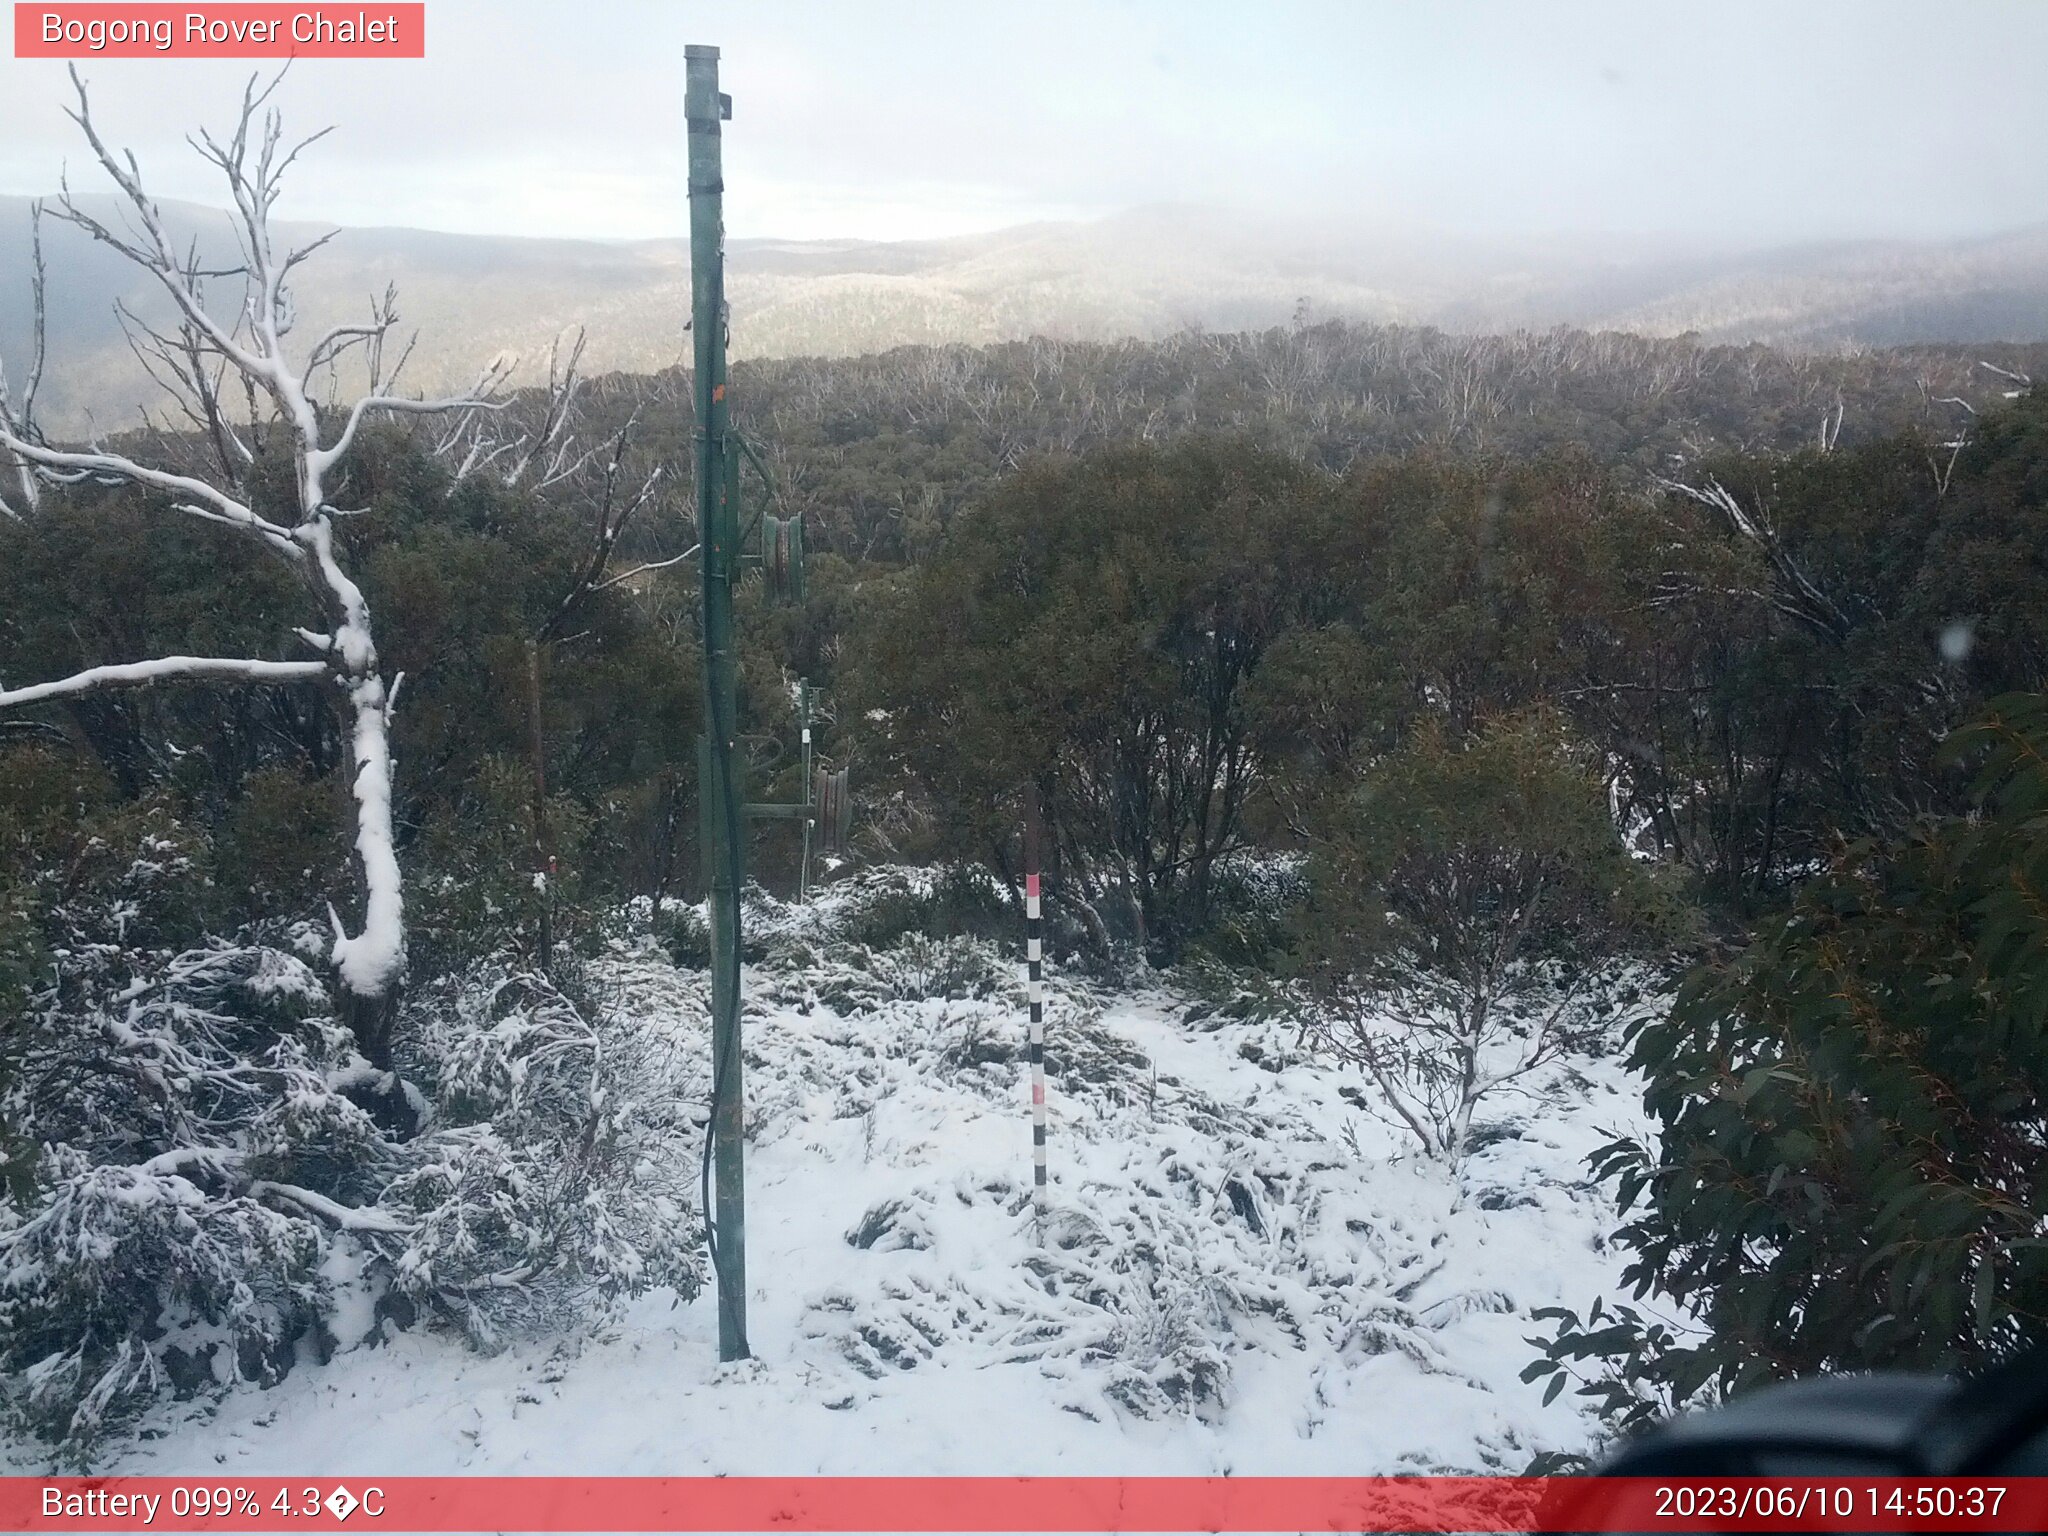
[798, 680, 813, 905]
[686, 42, 748, 1363]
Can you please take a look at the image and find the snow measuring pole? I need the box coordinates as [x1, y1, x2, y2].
[1024, 786, 1049, 1234]
[687, 43, 749, 1363]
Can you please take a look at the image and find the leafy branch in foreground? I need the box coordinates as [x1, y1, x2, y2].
[1527, 692, 2048, 1435]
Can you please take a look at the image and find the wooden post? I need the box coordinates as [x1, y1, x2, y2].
[798, 680, 813, 904]
[525, 638, 553, 974]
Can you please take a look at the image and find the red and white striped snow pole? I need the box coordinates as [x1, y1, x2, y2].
[1024, 784, 1048, 1228]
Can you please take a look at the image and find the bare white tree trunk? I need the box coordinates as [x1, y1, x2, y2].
[0, 68, 515, 1075]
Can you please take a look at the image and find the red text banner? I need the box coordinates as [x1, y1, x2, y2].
[14, 5, 425, 58]
[3, 1476, 2047, 1532]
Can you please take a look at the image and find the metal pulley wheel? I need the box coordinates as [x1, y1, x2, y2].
[762, 513, 805, 604]
[813, 765, 852, 854]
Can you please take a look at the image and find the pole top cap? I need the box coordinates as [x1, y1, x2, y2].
[685, 44, 720, 60]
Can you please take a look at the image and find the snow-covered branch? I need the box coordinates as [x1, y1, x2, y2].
[0, 203, 50, 517]
[439, 327, 593, 494]
[0, 434, 302, 555]
[248, 1180, 414, 1233]
[0, 655, 327, 709]
[314, 359, 515, 488]
[587, 546, 696, 595]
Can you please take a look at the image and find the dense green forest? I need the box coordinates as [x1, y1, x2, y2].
[3, 319, 2046, 1452]
[11, 326, 2045, 966]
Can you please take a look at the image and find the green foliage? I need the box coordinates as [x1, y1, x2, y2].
[1305, 711, 1684, 977]
[854, 436, 1362, 963]
[1531, 692, 2048, 1427]
[620, 327, 2048, 567]
[1521, 1296, 1698, 1450]
[824, 864, 1014, 950]
[1294, 713, 1681, 1161]
[656, 900, 714, 972]
[1594, 394, 2048, 912]
[0, 745, 216, 949]
[407, 755, 595, 977]
[0, 482, 310, 802]
[0, 431, 703, 988]
[214, 768, 347, 912]
[1179, 855, 1310, 972]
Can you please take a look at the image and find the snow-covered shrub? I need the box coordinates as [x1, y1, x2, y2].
[1024, 1202, 1235, 1418]
[2, 949, 707, 1457]
[656, 866, 1025, 1001]
[807, 1158, 1470, 1428]
[387, 965, 703, 1348]
[655, 900, 714, 971]
[1177, 950, 1291, 1030]
[811, 1182, 1237, 1412]
[806, 863, 1013, 951]
[735, 876, 1025, 1017]
[774, 934, 1018, 1015]
[878, 934, 1014, 1002]
[2, 1151, 330, 1448]
[0, 928, 386, 1459]
[1302, 959, 1642, 1167]
[815, 867, 939, 949]
[0, 794, 703, 1460]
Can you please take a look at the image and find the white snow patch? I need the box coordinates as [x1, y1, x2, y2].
[13, 934, 1649, 1476]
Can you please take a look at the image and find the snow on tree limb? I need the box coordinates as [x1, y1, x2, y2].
[313, 361, 517, 490]
[248, 1180, 415, 1233]
[0, 434, 304, 555]
[587, 546, 696, 595]
[1976, 359, 2032, 390]
[439, 327, 595, 494]
[25, 65, 512, 528]
[331, 665, 405, 997]
[0, 655, 328, 709]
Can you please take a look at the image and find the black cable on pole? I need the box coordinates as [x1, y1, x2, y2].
[697, 469, 751, 1362]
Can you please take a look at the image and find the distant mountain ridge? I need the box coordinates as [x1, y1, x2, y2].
[3, 196, 2044, 431]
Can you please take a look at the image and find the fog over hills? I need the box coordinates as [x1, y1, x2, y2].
[3, 194, 2045, 430]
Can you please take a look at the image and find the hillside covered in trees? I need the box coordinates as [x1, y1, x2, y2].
[8, 195, 2047, 433]
[5, 294, 2046, 1463]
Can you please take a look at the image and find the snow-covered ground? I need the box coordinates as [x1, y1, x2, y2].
[6, 912, 1649, 1477]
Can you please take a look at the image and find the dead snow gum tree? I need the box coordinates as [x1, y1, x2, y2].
[0, 69, 515, 1086]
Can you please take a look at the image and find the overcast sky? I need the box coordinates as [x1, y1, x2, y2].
[0, 0, 2043, 248]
